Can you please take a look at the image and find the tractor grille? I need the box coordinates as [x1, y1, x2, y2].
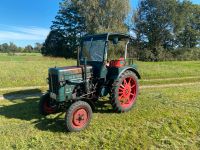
[49, 73, 59, 95]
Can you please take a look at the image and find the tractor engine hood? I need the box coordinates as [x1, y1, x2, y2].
[48, 65, 93, 101]
[48, 66, 93, 83]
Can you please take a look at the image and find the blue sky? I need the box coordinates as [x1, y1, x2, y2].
[0, 0, 199, 47]
[0, 0, 59, 47]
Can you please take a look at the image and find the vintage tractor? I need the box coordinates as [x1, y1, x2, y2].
[39, 33, 141, 132]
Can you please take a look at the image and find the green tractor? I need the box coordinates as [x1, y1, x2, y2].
[39, 33, 141, 132]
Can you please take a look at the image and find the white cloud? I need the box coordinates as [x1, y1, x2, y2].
[0, 24, 49, 41]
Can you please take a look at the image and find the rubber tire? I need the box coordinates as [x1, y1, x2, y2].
[65, 101, 92, 132]
[110, 70, 139, 112]
[39, 93, 57, 116]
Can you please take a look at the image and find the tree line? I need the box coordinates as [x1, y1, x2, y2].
[133, 0, 200, 61]
[0, 42, 42, 53]
[41, 0, 200, 61]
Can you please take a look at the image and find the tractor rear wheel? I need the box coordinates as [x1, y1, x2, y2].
[65, 101, 92, 132]
[110, 70, 139, 112]
[39, 93, 57, 115]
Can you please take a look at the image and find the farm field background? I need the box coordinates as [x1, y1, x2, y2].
[0, 53, 200, 149]
[0, 53, 200, 88]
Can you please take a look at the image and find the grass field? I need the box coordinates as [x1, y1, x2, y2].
[0, 54, 200, 149]
[0, 85, 200, 149]
[0, 53, 200, 88]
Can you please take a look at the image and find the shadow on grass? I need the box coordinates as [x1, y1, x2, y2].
[0, 89, 114, 133]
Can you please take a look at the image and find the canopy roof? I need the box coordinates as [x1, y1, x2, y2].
[83, 33, 133, 41]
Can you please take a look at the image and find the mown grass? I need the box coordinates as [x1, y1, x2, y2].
[1, 54, 200, 88]
[0, 84, 199, 149]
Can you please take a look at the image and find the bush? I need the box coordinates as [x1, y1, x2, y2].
[181, 48, 200, 60]
[137, 47, 200, 61]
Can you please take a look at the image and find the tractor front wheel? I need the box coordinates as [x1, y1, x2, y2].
[39, 93, 57, 115]
[65, 101, 92, 132]
[110, 70, 139, 112]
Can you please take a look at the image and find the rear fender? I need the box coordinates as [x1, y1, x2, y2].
[118, 67, 141, 79]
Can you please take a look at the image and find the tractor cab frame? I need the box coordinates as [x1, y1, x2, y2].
[79, 33, 133, 67]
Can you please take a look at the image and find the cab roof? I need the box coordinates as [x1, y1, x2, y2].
[83, 32, 133, 41]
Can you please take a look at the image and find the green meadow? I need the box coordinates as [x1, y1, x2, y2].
[0, 85, 199, 149]
[0, 53, 200, 88]
[0, 53, 200, 149]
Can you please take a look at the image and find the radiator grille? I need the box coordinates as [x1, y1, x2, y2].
[49, 73, 59, 95]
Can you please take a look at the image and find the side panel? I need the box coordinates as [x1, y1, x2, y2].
[59, 71, 92, 102]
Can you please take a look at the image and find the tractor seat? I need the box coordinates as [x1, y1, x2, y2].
[109, 58, 125, 68]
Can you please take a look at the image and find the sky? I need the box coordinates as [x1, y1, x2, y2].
[0, 0, 199, 47]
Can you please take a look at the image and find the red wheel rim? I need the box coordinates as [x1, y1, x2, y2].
[44, 101, 55, 114]
[72, 108, 89, 129]
[118, 76, 137, 108]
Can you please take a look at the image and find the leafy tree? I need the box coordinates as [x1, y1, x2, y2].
[41, 30, 67, 57]
[42, 0, 86, 58]
[176, 2, 200, 48]
[24, 45, 33, 53]
[132, 0, 200, 61]
[42, 0, 130, 58]
[9, 42, 18, 53]
[34, 43, 43, 52]
[0, 43, 9, 52]
[133, 0, 178, 50]
[76, 0, 129, 33]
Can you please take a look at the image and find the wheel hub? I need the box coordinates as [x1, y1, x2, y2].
[73, 108, 88, 127]
[124, 86, 130, 96]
